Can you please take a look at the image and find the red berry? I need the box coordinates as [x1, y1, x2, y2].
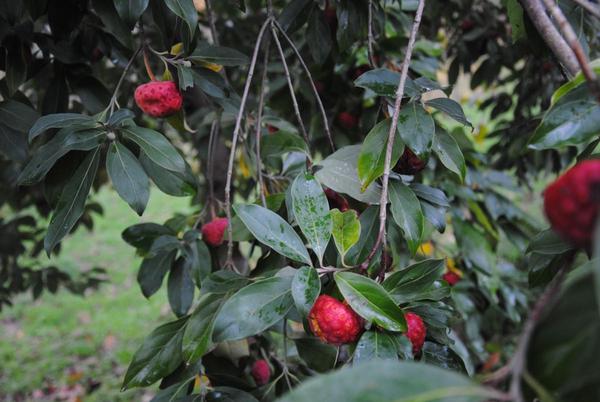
[405, 312, 426, 354]
[267, 125, 278, 134]
[337, 112, 358, 130]
[443, 271, 461, 286]
[201, 217, 228, 247]
[325, 188, 350, 212]
[251, 359, 271, 386]
[308, 295, 362, 345]
[134, 81, 183, 118]
[544, 160, 600, 248]
[395, 147, 426, 175]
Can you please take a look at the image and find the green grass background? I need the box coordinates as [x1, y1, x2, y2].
[0, 188, 192, 401]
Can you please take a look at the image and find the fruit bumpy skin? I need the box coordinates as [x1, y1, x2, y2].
[134, 81, 183, 117]
[543, 160, 600, 248]
[308, 295, 362, 345]
[201, 217, 228, 247]
[405, 312, 426, 354]
[251, 359, 270, 386]
[395, 147, 426, 175]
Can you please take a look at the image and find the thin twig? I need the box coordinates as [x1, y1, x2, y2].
[270, 25, 312, 163]
[207, 115, 220, 219]
[520, 0, 579, 76]
[255, 39, 271, 208]
[368, 0, 378, 68]
[570, 0, 600, 18]
[108, 46, 142, 115]
[540, 0, 600, 103]
[272, 20, 335, 153]
[204, 0, 220, 46]
[224, 17, 272, 268]
[360, 0, 426, 271]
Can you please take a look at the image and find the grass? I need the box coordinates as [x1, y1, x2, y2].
[0, 188, 192, 402]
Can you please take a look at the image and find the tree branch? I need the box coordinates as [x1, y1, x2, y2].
[108, 46, 142, 115]
[255, 39, 271, 208]
[540, 0, 600, 103]
[360, 0, 426, 271]
[519, 0, 579, 76]
[224, 17, 272, 268]
[368, 0, 378, 68]
[570, 0, 600, 18]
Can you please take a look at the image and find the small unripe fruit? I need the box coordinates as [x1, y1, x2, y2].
[251, 359, 271, 386]
[308, 295, 362, 345]
[201, 217, 228, 247]
[543, 160, 600, 248]
[395, 148, 426, 175]
[405, 312, 426, 354]
[134, 81, 183, 118]
[442, 271, 461, 286]
[325, 188, 350, 212]
[337, 112, 358, 130]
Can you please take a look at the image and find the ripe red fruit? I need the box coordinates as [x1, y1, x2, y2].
[337, 112, 358, 130]
[251, 359, 271, 386]
[308, 295, 362, 345]
[325, 188, 350, 212]
[201, 217, 228, 247]
[134, 81, 183, 118]
[443, 271, 461, 286]
[405, 312, 426, 354]
[544, 160, 600, 247]
[267, 125, 278, 134]
[395, 147, 427, 175]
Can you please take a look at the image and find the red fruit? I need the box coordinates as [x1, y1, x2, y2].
[251, 359, 271, 386]
[337, 112, 358, 130]
[267, 125, 278, 134]
[544, 160, 600, 248]
[325, 188, 350, 212]
[443, 271, 461, 286]
[134, 81, 183, 117]
[395, 147, 427, 175]
[405, 312, 426, 354]
[308, 295, 363, 345]
[201, 217, 229, 247]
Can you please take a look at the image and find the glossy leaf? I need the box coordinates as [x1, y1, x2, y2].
[189, 44, 249, 66]
[307, 9, 331, 64]
[357, 119, 404, 192]
[295, 338, 338, 373]
[527, 229, 573, 255]
[353, 68, 419, 98]
[291, 172, 332, 265]
[383, 259, 445, 303]
[182, 238, 212, 287]
[164, 0, 197, 37]
[182, 293, 224, 362]
[212, 276, 294, 342]
[433, 129, 466, 181]
[291, 266, 321, 317]
[167, 259, 195, 317]
[106, 141, 150, 215]
[140, 152, 196, 197]
[28, 113, 96, 142]
[114, 0, 149, 28]
[121, 126, 185, 172]
[122, 223, 173, 251]
[137, 250, 177, 298]
[397, 102, 435, 156]
[233, 204, 311, 265]
[335, 272, 406, 332]
[426, 98, 472, 128]
[330, 209, 360, 264]
[353, 331, 398, 364]
[389, 180, 424, 256]
[261, 130, 310, 159]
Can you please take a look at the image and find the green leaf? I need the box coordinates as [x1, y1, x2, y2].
[295, 337, 338, 373]
[182, 238, 212, 287]
[433, 129, 466, 181]
[121, 125, 185, 172]
[122, 223, 173, 251]
[316, 145, 381, 204]
[505, 0, 526, 42]
[276, 360, 492, 402]
[0, 122, 27, 162]
[18, 128, 106, 185]
[182, 292, 224, 362]
[29, 113, 96, 142]
[176, 64, 194, 90]
[140, 152, 196, 197]
[334, 272, 406, 332]
[107, 108, 135, 126]
[212, 276, 294, 342]
[92, 0, 133, 48]
[167, 259, 195, 317]
[233, 204, 311, 265]
[137, 250, 177, 298]
[357, 119, 404, 192]
[122, 317, 187, 389]
[353, 331, 399, 364]
[426, 97, 472, 128]
[147, 234, 181, 258]
[164, 0, 197, 37]
[261, 131, 310, 159]
[551, 60, 600, 104]
[291, 172, 332, 265]
[202, 271, 250, 295]
[330, 209, 360, 264]
[189, 44, 250, 66]
[113, 0, 149, 28]
[353, 68, 419, 98]
[345, 206, 379, 266]
[397, 102, 435, 156]
[207, 387, 259, 402]
[389, 180, 424, 256]
[454, 219, 495, 274]
[383, 259, 445, 303]
[291, 266, 321, 317]
[106, 141, 150, 215]
[527, 229, 574, 255]
[307, 9, 332, 64]
[0, 100, 40, 134]
[44, 148, 101, 255]
[529, 84, 600, 150]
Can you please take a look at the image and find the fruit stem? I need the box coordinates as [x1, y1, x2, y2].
[107, 46, 142, 115]
[143, 47, 157, 81]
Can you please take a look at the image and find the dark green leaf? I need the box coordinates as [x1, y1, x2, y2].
[168, 259, 195, 317]
[92, 0, 132, 47]
[295, 337, 337, 373]
[353, 331, 399, 364]
[164, 0, 197, 37]
[182, 293, 224, 362]
[278, 0, 312, 33]
[527, 229, 574, 255]
[411, 184, 450, 207]
[397, 102, 435, 156]
[389, 180, 424, 256]
[202, 271, 250, 294]
[108, 108, 135, 126]
[114, 0, 149, 28]
[0, 99, 40, 134]
[354, 68, 419, 98]
[335, 272, 406, 332]
[0, 122, 28, 162]
[433, 129, 466, 181]
[261, 131, 309, 159]
[140, 152, 196, 197]
[121, 125, 185, 172]
[183, 238, 212, 287]
[137, 250, 177, 298]
[122, 223, 173, 251]
[291, 266, 320, 317]
[176, 64, 195, 90]
[307, 9, 332, 64]
[233, 204, 311, 265]
[426, 98, 472, 128]
[189, 44, 249, 66]
[148, 235, 181, 258]
[106, 141, 150, 215]
[383, 259, 445, 303]
[44, 148, 101, 254]
[454, 219, 495, 274]
[206, 387, 259, 402]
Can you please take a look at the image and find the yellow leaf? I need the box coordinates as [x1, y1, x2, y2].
[446, 258, 463, 277]
[170, 42, 184, 56]
[199, 61, 224, 72]
[238, 151, 251, 179]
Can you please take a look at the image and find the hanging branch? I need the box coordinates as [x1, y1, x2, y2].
[255, 40, 271, 208]
[360, 0, 426, 271]
[224, 18, 272, 268]
[206, 116, 220, 219]
[520, 0, 579, 76]
[368, 0, 378, 68]
[571, 0, 600, 18]
[540, 0, 600, 103]
[271, 20, 336, 152]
